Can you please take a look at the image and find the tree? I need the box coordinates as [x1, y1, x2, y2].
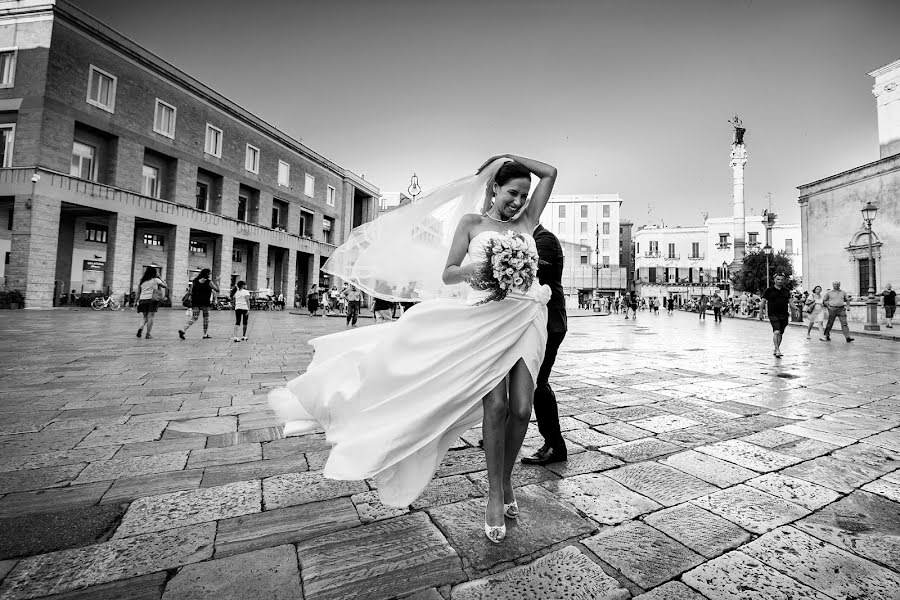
[732, 250, 796, 294]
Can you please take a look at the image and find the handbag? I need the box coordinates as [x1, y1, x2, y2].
[182, 291, 192, 308]
[152, 286, 165, 302]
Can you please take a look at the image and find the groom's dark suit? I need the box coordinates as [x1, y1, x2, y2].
[531, 224, 568, 456]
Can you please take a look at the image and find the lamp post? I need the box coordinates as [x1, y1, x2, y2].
[722, 261, 729, 297]
[862, 201, 879, 331]
[407, 173, 421, 202]
[762, 244, 772, 290]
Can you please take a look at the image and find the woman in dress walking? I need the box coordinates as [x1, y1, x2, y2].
[232, 280, 251, 342]
[805, 285, 826, 338]
[136, 266, 167, 339]
[270, 154, 556, 543]
[306, 284, 320, 317]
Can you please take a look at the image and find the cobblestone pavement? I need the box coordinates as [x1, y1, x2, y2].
[0, 307, 898, 599]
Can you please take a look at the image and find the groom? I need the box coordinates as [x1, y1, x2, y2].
[521, 222, 568, 465]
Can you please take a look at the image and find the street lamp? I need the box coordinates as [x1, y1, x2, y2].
[407, 174, 421, 202]
[762, 244, 772, 290]
[722, 261, 729, 296]
[862, 201, 880, 331]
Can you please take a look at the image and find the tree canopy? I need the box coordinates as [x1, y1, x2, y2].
[732, 250, 797, 294]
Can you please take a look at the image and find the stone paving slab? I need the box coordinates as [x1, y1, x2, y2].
[601, 438, 682, 463]
[658, 449, 756, 488]
[695, 440, 800, 472]
[794, 490, 900, 570]
[467, 464, 558, 494]
[113, 437, 205, 459]
[544, 451, 623, 477]
[411, 475, 484, 510]
[742, 525, 900, 600]
[780, 455, 884, 493]
[863, 430, 900, 452]
[629, 415, 700, 433]
[23, 572, 168, 600]
[0, 447, 118, 473]
[200, 455, 308, 488]
[0, 503, 126, 561]
[0, 464, 87, 494]
[745, 473, 841, 510]
[185, 444, 262, 469]
[262, 471, 368, 510]
[100, 469, 204, 504]
[351, 490, 410, 523]
[643, 502, 752, 558]
[770, 436, 838, 460]
[562, 428, 623, 449]
[582, 520, 704, 589]
[77, 423, 167, 448]
[215, 497, 360, 558]
[682, 550, 831, 600]
[0, 523, 215, 599]
[0, 429, 94, 457]
[543, 473, 661, 525]
[862, 472, 900, 502]
[450, 545, 629, 600]
[73, 451, 188, 485]
[115, 480, 261, 538]
[632, 580, 707, 600]
[436, 448, 488, 477]
[427, 484, 595, 573]
[162, 544, 301, 600]
[297, 512, 465, 600]
[0, 481, 112, 518]
[605, 461, 717, 507]
[691, 484, 810, 534]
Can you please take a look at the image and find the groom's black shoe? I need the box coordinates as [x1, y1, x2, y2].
[521, 444, 567, 465]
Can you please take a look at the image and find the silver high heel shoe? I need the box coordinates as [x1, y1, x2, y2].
[504, 500, 519, 520]
[484, 509, 506, 544]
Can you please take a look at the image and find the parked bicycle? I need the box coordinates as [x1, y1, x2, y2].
[91, 294, 122, 311]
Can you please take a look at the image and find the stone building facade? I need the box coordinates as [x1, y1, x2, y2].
[0, 0, 379, 307]
[798, 58, 900, 323]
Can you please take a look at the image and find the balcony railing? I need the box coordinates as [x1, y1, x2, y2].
[664, 254, 680, 261]
[715, 242, 732, 249]
[688, 253, 705, 261]
[643, 251, 661, 258]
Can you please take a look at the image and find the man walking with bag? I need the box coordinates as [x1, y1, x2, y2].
[821, 281, 854, 343]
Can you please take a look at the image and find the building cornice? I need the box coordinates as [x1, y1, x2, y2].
[868, 58, 900, 78]
[797, 152, 900, 200]
[18, 0, 376, 193]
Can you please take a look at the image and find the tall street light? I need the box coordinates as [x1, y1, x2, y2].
[862, 201, 880, 331]
[722, 261, 729, 297]
[762, 244, 772, 290]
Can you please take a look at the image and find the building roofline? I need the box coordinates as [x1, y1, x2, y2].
[797, 152, 900, 196]
[869, 58, 900, 78]
[12, 0, 379, 197]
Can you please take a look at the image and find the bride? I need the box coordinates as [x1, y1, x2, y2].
[269, 153, 557, 543]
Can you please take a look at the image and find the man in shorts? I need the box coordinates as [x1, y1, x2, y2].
[760, 273, 790, 358]
[881, 283, 896, 328]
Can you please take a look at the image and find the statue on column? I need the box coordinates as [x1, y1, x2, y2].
[729, 114, 746, 145]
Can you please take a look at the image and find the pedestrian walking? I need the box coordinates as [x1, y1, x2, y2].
[306, 284, 320, 316]
[821, 281, 854, 342]
[343, 284, 362, 327]
[881, 284, 895, 328]
[231, 280, 251, 342]
[136, 266, 167, 339]
[711, 294, 723, 322]
[760, 273, 790, 358]
[178, 268, 219, 340]
[521, 223, 568, 467]
[667, 296, 674, 315]
[698, 293, 709, 320]
[805, 285, 826, 338]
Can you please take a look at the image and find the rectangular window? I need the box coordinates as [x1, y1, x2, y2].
[691, 242, 700, 258]
[0, 124, 14, 167]
[0, 49, 16, 87]
[278, 160, 290, 187]
[558, 205, 566, 218]
[195, 182, 208, 211]
[299, 209, 314, 237]
[153, 99, 176, 138]
[602, 222, 610, 235]
[557, 223, 564, 235]
[579, 238, 589, 248]
[327, 185, 336, 206]
[86, 65, 116, 112]
[272, 205, 280, 229]
[649, 267, 657, 283]
[785, 239, 793, 254]
[142, 233, 164, 246]
[323, 216, 334, 243]
[204, 124, 222, 157]
[580, 222, 588, 233]
[189, 240, 207, 254]
[668, 243, 676, 258]
[6, 206, 11, 230]
[237, 194, 248, 221]
[602, 255, 610, 267]
[70, 141, 96, 181]
[141, 165, 160, 198]
[232, 249, 242, 263]
[748, 232, 758, 244]
[859, 259, 875, 294]
[650, 241, 658, 254]
[305, 173, 315, 197]
[580, 255, 588, 265]
[580, 205, 588, 218]
[719, 233, 730, 245]
[85, 223, 107, 243]
[245, 144, 260, 174]
[603, 205, 610, 218]
[602, 239, 610, 251]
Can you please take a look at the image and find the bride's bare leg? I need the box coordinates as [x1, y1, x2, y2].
[503, 358, 535, 504]
[482, 378, 508, 528]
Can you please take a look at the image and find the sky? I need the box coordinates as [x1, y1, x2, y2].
[71, 0, 900, 227]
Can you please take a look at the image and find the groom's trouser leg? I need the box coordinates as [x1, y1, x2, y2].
[533, 330, 567, 452]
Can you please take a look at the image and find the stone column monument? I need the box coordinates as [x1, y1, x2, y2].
[729, 115, 748, 266]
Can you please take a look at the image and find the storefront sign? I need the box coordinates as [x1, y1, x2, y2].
[83, 260, 105, 271]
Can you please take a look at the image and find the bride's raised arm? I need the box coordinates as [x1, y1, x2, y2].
[477, 153, 557, 226]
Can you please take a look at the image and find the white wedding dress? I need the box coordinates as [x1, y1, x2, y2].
[269, 231, 550, 507]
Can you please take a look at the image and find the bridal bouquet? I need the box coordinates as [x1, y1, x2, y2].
[467, 231, 538, 305]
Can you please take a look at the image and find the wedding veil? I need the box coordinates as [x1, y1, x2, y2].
[322, 158, 512, 302]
